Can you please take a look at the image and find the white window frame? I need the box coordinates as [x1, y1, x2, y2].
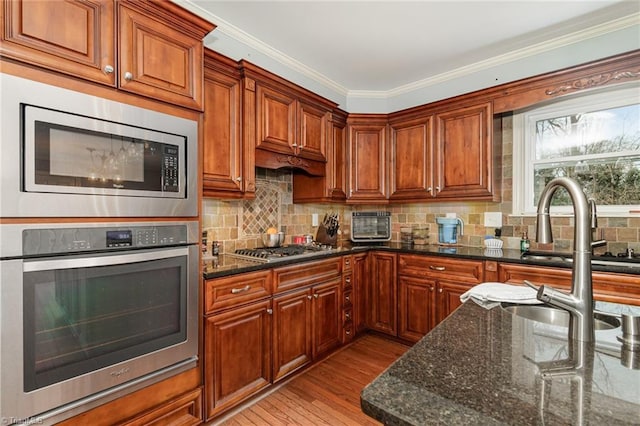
[512, 83, 640, 217]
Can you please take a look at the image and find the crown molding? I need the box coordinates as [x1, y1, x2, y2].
[177, 1, 638, 102]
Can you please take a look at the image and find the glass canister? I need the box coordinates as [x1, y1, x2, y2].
[412, 226, 429, 245]
[400, 226, 414, 244]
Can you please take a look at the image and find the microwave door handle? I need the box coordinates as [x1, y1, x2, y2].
[23, 247, 189, 273]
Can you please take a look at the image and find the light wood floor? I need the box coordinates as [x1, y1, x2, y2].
[210, 334, 409, 426]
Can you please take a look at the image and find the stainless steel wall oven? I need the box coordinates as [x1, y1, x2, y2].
[0, 221, 199, 425]
[0, 73, 198, 218]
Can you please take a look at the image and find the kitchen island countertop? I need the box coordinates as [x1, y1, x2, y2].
[360, 301, 640, 425]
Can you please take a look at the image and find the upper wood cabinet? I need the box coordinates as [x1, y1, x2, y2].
[202, 49, 255, 198]
[434, 102, 499, 200]
[388, 102, 500, 203]
[389, 115, 433, 201]
[347, 115, 389, 203]
[292, 109, 348, 202]
[1, 0, 214, 110]
[241, 61, 337, 176]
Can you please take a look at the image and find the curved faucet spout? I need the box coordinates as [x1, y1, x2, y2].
[535, 177, 594, 342]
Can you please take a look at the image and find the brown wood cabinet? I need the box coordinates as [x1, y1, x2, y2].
[347, 115, 389, 203]
[292, 109, 348, 202]
[202, 49, 255, 198]
[353, 252, 369, 335]
[121, 388, 202, 426]
[1, 0, 214, 110]
[367, 251, 397, 335]
[241, 61, 336, 176]
[498, 262, 640, 306]
[311, 278, 342, 357]
[434, 102, 499, 200]
[389, 115, 433, 201]
[397, 254, 484, 342]
[272, 288, 312, 382]
[204, 299, 272, 420]
[341, 255, 354, 343]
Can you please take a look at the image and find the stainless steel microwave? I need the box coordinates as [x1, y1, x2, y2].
[351, 211, 392, 242]
[0, 73, 198, 218]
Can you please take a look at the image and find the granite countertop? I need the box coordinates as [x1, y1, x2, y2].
[202, 243, 640, 279]
[360, 301, 640, 425]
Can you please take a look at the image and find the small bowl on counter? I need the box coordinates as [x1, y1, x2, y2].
[262, 232, 285, 247]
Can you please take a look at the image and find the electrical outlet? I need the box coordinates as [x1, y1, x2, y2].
[484, 212, 502, 228]
[312, 213, 319, 227]
[445, 212, 456, 218]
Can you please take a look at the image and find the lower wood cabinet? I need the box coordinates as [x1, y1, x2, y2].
[353, 252, 369, 334]
[397, 254, 483, 343]
[312, 278, 342, 357]
[204, 299, 272, 420]
[368, 251, 398, 335]
[272, 288, 312, 382]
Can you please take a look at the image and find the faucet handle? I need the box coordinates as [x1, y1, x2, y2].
[589, 198, 598, 229]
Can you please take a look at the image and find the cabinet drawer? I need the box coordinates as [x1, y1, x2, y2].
[343, 271, 353, 290]
[342, 255, 353, 272]
[342, 321, 354, 344]
[122, 387, 202, 426]
[204, 270, 272, 314]
[343, 289, 353, 308]
[398, 254, 483, 282]
[273, 258, 341, 293]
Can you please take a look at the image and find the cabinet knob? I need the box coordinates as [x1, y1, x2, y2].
[266, 308, 273, 315]
[314, 294, 319, 299]
[104, 65, 114, 74]
[307, 295, 312, 300]
[435, 186, 441, 192]
[430, 286, 435, 291]
[438, 288, 443, 293]
[345, 259, 351, 265]
[345, 330, 351, 335]
[124, 71, 133, 81]
[345, 295, 351, 302]
[345, 313, 351, 320]
[345, 277, 351, 283]
[427, 187, 432, 192]
[292, 143, 298, 148]
[236, 176, 242, 182]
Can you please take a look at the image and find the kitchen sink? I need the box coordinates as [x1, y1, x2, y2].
[521, 251, 640, 269]
[501, 303, 621, 330]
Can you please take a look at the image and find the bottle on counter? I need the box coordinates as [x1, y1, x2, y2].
[520, 231, 530, 252]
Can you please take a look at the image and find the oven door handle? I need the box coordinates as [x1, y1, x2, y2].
[23, 247, 190, 272]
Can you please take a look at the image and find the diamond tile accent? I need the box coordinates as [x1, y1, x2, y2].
[241, 180, 282, 237]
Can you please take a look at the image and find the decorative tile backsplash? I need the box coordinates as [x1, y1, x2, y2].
[203, 116, 639, 255]
[241, 180, 282, 237]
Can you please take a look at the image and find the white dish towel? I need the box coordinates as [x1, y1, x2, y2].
[460, 282, 542, 309]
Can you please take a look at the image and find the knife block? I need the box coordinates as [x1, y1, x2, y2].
[315, 224, 338, 247]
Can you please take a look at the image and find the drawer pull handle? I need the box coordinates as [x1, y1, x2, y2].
[429, 265, 446, 271]
[231, 285, 251, 294]
[345, 330, 351, 335]
[345, 313, 351, 320]
[345, 295, 351, 302]
[345, 277, 351, 283]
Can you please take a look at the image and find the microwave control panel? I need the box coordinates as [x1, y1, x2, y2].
[162, 145, 179, 192]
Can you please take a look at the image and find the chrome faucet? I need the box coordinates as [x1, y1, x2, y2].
[534, 177, 595, 342]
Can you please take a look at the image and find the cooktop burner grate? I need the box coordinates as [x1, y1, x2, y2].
[235, 245, 306, 259]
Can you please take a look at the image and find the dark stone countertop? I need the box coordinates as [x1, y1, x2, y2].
[360, 301, 640, 425]
[203, 243, 640, 280]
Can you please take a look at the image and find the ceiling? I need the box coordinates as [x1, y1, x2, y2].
[183, 1, 639, 95]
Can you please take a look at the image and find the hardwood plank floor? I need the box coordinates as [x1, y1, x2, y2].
[209, 334, 409, 426]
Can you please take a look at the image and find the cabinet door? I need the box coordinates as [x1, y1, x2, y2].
[389, 116, 434, 201]
[118, 2, 205, 109]
[437, 280, 475, 324]
[347, 122, 388, 202]
[1, 0, 116, 85]
[297, 100, 328, 162]
[204, 300, 271, 420]
[352, 252, 369, 334]
[255, 85, 297, 155]
[368, 252, 397, 335]
[435, 102, 494, 199]
[312, 278, 342, 357]
[272, 289, 312, 383]
[292, 111, 347, 202]
[203, 64, 243, 196]
[398, 276, 436, 343]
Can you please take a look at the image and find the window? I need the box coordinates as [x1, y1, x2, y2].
[513, 84, 640, 216]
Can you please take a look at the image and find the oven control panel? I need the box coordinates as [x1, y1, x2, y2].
[22, 223, 192, 256]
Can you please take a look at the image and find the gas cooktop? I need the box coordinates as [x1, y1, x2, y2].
[230, 244, 333, 263]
